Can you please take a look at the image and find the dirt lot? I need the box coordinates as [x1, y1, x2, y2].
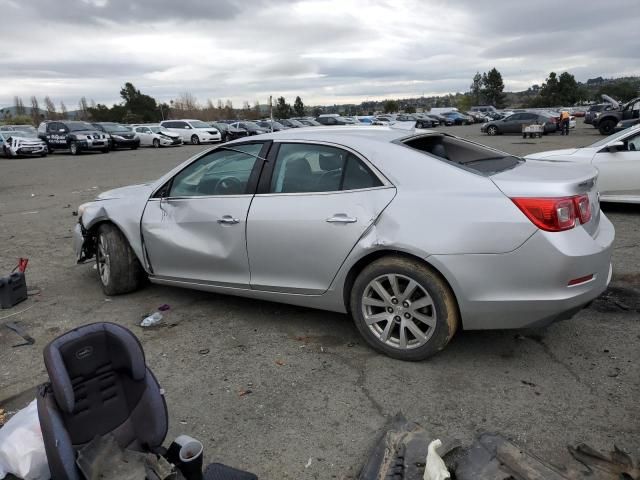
[1, 123, 638, 479]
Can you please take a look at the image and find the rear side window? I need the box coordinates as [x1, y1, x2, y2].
[402, 134, 523, 175]
[269, 143, 382, 193]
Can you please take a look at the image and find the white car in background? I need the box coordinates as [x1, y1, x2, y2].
[526, 125, 640, 203]
[131, 124, 182, 147]
[159, 119, 221, 145]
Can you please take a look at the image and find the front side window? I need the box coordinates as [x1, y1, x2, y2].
[269, 143, 382, 194]
[169, 143, 263, 197]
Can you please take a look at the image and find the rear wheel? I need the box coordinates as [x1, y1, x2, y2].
[598, 119, 616, 135]
[96, 223, 145, 295]
[487, 125, 498, 136]
[152, 138, 160, 148]
[191, 134, 200, 145]
[350, 256, 459, 361]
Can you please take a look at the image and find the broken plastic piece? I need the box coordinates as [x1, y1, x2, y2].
[140, 311, 163, 327]
[424, 439, 450, 480]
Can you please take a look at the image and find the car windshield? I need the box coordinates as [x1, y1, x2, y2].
[102, 124, 131, 133]
[190, 120, 211, 129]
[5, 130, 37, 138]
[213, 123, 228, 131]
[11, 126, 37, 135]
[67, 122, 95, 131]
[242, 122, 261, 129]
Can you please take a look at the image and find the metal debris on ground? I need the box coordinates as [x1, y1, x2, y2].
[275, 359, 286, 366]
[198, 349, 210, 355]
[359, 415, 639, 480]
[140, 312, 163, 327]
[238, 389, 252, 398]
[4, 321, 35, 347]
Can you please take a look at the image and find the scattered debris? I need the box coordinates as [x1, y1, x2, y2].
[158, 303, 171, 312]
[424, 439, 450, 480]
[590, 286, 640, 313]
[198, 348, 210, 355]
[72, 211, 78, 216]
[275, 359, 286, 366]
[0, 303, 36, 321]
[5, 321, 35, 347]
[607, 368, 621, 378]
[140, 311, 163, 327]
[0, 408, 5, 426]
[305, 458, 313, 469]
[238, 389, 252, 398]
[521, 380, 537, 387]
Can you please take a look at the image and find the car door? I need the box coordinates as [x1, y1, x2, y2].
[502, 114, 523, 133]
[592, 130, 640, 199]
[134, 127, 149, 146]
[246, 141, 396, 294]
[46, 122, 69, 147]
[140, 142, 269, 286]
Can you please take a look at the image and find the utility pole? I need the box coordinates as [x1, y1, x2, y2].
[269, 96, 274, 132]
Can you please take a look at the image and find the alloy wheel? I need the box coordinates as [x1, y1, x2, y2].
[361, 273, 436, 350]
[97, 235, 111, 286]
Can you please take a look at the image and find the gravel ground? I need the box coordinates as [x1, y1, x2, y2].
[1, 123, 638, 479]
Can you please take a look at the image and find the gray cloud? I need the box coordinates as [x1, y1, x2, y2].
[0, 0, 637, 107]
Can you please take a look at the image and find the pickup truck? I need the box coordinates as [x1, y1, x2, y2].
[594, 97, 640, 135]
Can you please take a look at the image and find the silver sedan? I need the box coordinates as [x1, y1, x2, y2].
[74, 127, 614, 360]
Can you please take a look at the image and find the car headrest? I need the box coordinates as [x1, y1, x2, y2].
[319, 152, 343, 171]
[43, 322, 146, 414]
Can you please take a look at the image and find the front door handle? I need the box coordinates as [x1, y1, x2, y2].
[326, 214, 357, 224]
[218, 215, 240, 225]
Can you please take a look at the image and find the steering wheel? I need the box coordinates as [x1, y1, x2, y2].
[214, 176, 243, 195]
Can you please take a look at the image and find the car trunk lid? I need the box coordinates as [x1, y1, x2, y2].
[490, 159, 600, 237]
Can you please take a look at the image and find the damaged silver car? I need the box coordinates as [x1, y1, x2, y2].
[74, 127, 614, 360]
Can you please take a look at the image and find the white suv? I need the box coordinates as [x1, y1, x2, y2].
[159, 119, 221, 145]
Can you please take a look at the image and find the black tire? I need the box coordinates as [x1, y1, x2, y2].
[95, 223, 145, 295]
[153, 138, 161, 148]
[598, 119, 616, 136]
[69, 141, 80, 155]
[191, 134, 200, 145]
[349, 256, 459, 361]
[487, 125, 498, 136]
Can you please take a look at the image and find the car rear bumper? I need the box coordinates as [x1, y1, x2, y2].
[430, 213, 615, 330]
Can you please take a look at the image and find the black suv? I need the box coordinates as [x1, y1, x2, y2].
[92, 122, 140, 150]
[38, 121, 110, 155]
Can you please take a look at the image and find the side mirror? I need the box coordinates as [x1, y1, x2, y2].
[607, 141, 624, 152]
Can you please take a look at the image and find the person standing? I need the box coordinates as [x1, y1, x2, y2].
[560, 110, 570, 135]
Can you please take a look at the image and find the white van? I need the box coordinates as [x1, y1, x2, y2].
[159, 119, 221, 145]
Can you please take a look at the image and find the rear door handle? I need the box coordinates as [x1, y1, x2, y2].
[326, 214, 357, 224]
[217, 215, 240, 225]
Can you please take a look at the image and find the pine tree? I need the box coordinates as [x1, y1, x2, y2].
[470, 72, 483, 105]
[482, 68, 506, 108]
[293, 96, 305, 117]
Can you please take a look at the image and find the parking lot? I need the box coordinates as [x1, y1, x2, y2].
[1, 123, 638, 479]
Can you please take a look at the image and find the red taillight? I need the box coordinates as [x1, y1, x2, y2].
[511, 195, 591, 232]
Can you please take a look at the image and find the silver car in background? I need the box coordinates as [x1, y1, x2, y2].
[73, 127, 614, 360]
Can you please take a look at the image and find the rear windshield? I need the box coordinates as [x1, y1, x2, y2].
[401, 134, 523, 175]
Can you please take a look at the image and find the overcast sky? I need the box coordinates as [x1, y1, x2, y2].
[0, 0, 638, 108]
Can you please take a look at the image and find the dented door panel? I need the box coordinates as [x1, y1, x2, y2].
[141, 196, 252, 286]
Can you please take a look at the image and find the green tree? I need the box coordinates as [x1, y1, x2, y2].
[274, 96, 292, 119]
[293, 96, 305, 117]
[383, 100, 398, 113]
[456, 94, 473, 112]
[482, 68, 506, 108]
[470, 72, 483, 105]
[404, 105, 416, 114]
[119, 82, 159, 122]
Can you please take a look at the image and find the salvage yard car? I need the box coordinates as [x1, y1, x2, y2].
[73, 127, 614, 361]
[0, 130, 47, 157]
[482, 112, 557, 135]
[526, 125, 640, 204]
[38, 120, 110, 155]
[131, 124, 182, 147]
[160, 119, 222, 145]
[92, 122, 140, 150]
